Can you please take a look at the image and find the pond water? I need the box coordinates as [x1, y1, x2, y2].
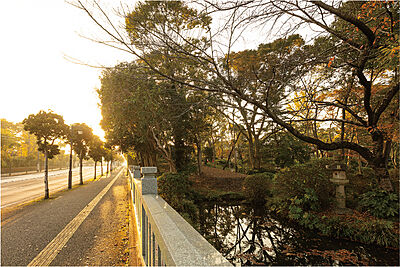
[195, 203, 399, 266]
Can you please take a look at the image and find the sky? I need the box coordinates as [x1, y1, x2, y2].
[0, 0, 133, 139]
[0, 1, 314, 141]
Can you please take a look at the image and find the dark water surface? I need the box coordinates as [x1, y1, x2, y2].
[196, 204, 399, 266]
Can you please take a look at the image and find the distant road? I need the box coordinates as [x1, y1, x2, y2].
[1, 166, 104, 208]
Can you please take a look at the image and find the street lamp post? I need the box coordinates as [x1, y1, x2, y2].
[68, 129, 83, 189]
[68, 127, 73, 189]
[77, 130, 84, 185]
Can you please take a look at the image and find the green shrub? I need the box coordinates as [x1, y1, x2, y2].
[273, 159, 335, 212]
[157, 172, 198, 223]
[289, 188, 320, 214]
[288, 208, 398, 248]
[359, 189, 399, 219]
[215, 158, 227, 165]
[389, 168, 399, 193]
[246, 165, 276, 175]
[243, 172, 274, 204]
[351, 219, 398, 247]
[346, 167, 376, 208]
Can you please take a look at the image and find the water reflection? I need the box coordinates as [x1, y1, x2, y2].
[196, 203, 399, 266]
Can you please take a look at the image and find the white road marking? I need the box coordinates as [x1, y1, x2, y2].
[0, 166, 102, 184]
[27, 168, 124, 266]
[0, 171, 100, 209]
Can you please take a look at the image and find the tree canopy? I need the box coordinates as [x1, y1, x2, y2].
[71, 123, 93, 160]
[77, 0, 399, 190]
[22, 110, 68, 159]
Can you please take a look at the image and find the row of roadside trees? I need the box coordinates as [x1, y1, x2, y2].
[22, 110, 115, 199]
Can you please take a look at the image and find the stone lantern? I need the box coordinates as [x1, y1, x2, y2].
[327, 163, 349, 212]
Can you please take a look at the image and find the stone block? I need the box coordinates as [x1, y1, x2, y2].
[141, 167, 157, 179]
[132, 165, 141, 179]
[142, 177, 157, 195]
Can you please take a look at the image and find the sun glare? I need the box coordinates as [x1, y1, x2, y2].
[0, 0, 131, 141]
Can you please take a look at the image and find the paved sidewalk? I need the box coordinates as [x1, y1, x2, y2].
[1, 167, 137, 266]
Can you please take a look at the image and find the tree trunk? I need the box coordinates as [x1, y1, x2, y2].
[374, 166, 393, 191]
[223, 132, 241, 170]
[234, 147, 238, 172]
[371, 142, 393, 191]
[110, 160, 113, 172]
[139, 153, 144, 167]
[196, 137, 202, 175]
[211, 140, 216, 167]
[8, 158, 11, 176]
[144, 154, 150, 166]
[68, 144, 73, 189]
[254, 139, 261, 169]
[100, 160, 103, 176]
[94, 161, 97, 180]
[248, 141, 255, 169]
[341, 107, 346, 160]
[79, 156, 83, 185]
[174, 133, 186, 172]
[391, 145, 398, 168]
[370, 129, 394, 191]
[44, 150, 49, 199]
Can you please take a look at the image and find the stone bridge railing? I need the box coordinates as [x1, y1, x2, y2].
[128, 165, 231, 266]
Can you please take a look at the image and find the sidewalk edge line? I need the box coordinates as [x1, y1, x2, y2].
[27, 168, 124, 266]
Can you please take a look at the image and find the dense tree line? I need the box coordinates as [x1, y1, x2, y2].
[77, 0, 398, 191]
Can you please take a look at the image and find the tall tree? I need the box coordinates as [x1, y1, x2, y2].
[228, 0, 399, 190]
[88, 135, 105, 180]
[66, 125, 74, 189]
[22, 110, 68, 199]
[71, 123, 93, 185]
[124, 1, 212, 171]
[99, 62, 160, 168]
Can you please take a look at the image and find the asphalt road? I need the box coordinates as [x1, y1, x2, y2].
[1, 166, 104, 208]
[1, 167, 130, 266]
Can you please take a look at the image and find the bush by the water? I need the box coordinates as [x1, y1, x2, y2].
[157, 172, 198, 224]
[272, 160, 399, 248]
[243, 172, 274, 204]
[287, 206, 398, 248]
[273, 159, 335, 212]
[359, 189, 399, 219]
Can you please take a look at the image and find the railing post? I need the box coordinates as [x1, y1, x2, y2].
[133, 165, 141, 179]
[141, 167, 157, 195]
